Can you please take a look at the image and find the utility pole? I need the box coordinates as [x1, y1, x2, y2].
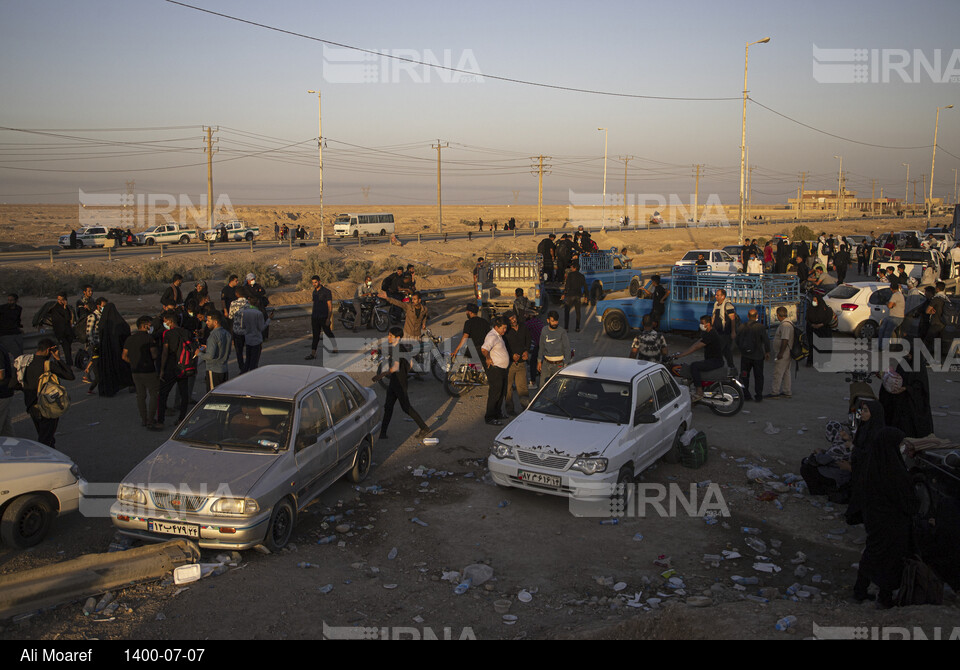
[954, 168, 958, 205]
[693, 164, 702, 223]
[921, 174, 926, 212]
[619, 156, 634, 223]
[798, 172, 808, 220]
[530, 156, 552, 229]
[203, 126, 218, 231]
[871, 179, 877, 215]
[307, 90, 325, 243]
[432, 140, 449, 234]
[913, 179, 919, 206]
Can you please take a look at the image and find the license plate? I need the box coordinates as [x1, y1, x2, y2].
[148, 519, 200, 538]
[518, 470, 561, 488]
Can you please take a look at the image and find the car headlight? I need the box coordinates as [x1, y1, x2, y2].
[117, 485, 145, 505]
[571, 458, 608, 475]
[211, 497, 260, 515]
[490, 441, 515, 460]
[70, 464, 83, 482]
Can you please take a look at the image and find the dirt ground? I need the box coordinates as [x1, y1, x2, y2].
[1, 290, 959, 641]
[1, 205, 958, 641]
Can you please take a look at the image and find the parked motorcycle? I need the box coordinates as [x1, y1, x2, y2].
[443, 356, 489, 397]
[338, 296, 388, 332]
[667, 358, 745, 416]
[371, 329, 447, 389]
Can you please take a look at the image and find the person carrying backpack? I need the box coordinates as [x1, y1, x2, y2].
[768, 306, 795, 399]
[157, 310, 195, 425]
[22, 338, 75, 447]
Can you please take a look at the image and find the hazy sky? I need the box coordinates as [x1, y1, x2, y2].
[1, 0, 959, 207]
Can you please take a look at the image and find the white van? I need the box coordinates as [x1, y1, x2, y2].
[333, 213, 395, 237]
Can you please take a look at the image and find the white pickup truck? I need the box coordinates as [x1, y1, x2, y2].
[134, 224, 197, 246]
[201, 220, 261, 242]
[889, 248, 958, 284]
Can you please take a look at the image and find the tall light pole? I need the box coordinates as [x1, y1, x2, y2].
[598, 127, 608, 228]
[739, 37, 771, 245]
[953, 168, 958, 206]
[928, 104, 953, 223]
[902, 162, 910, 217]
[307, 89, 325, 244]
[834, 155, 843, 220]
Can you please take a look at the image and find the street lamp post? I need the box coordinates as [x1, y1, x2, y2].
[739, 37, 770, 245]
[928, 104, 953, 223]
[598, 127, 608, 229]
[834, 155, 843, 221]
[307, 89, 325, 244]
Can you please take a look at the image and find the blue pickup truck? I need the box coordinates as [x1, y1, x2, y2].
[553, 248, 643, 304]
[596, 268, 802, 339]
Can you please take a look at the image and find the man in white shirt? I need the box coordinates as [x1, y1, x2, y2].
[481, 317, 510, 426]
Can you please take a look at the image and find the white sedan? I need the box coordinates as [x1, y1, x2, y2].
[488, 357, 693, 503]
[0, 438, 87, 548]
[822, 281, 898, 339]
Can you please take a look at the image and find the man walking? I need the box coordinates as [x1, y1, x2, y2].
[372, 327, 430, 440]
[157, 310, 192, 425]
[306, 275, 337, 359]
[23, 338, 75, 447]
[199, 311, 231, 390]
[537, 311, 570, 384]
[482, 317, 510, 426]
[735, 309, 770, 402]
[711, 288, 737, 369]
[122, 316, 162, 430]
[503, 312, 531, 415]
[768, 307, 795, 399]
[561, 261, 588, 332]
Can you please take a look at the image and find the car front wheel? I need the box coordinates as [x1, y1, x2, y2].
[1, 494, 55, 549]
[263, 498, 296, 552]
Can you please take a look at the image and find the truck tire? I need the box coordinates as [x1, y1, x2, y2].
[602, 309, 630, 340]
[179, 235, 189, 244]
[245, 232, 254, 242]
[146, 238, 155, 246]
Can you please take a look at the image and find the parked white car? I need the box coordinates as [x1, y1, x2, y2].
[488, 357, 693, 502]
[675, 250, 743, 273]
[0, 437, 87, 548]
[111, 365, 381, 551]
[822, 281, 895, 339]
[58, 225, 110, 249]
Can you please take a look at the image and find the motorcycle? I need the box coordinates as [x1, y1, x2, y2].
[371, 329, 447, 389]
[667, 356, 745, 417]
[443, 356, 489, 397]
[339, 296, 389, 332]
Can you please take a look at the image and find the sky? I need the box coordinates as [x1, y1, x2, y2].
[1, 0, 959, 208]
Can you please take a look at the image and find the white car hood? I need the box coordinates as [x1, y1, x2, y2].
[495, 413, 625, 458]
[0, 437, 74, 466]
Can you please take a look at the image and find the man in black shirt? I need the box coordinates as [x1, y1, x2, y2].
[555, 234, 574, 280]
[833, 244, 851, 284]
[157, 310, 191, 425]
[503, 312, 532, 415]
[372, 327, 430, 440]
[0, 293, 24, 358]
[735, 309, 770, 402]
[160, 274, 183, 308]
[23, 338, 75, 447]
[561, 261, 588, 332]
[123, 316, 162, 430]
[306, 275, 337, 360]
[49, 292, 75, 366]
[642, 274, 670, 327]
[676, 315, 724, 402]
[451, 304, 489, 361]
[537, 234, 557, 282]
[220, 275, 239, 317]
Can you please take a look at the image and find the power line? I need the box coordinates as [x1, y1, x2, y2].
[162, 0, 740, 102]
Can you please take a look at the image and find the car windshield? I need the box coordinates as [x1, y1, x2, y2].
[175, 395, 293, 451]
[143, 226, 160, 233]
[529, 375, 632, 424]
[827, 285, 860, 300]
[335, 215, 351, 223]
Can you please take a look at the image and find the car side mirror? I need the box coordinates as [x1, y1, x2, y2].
[634, 413, 658, 426]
